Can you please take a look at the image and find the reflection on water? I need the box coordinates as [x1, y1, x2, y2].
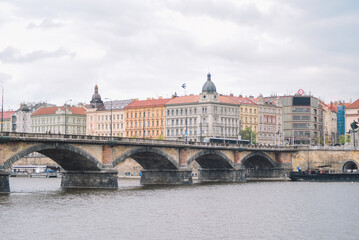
[1, 178, 359, 240]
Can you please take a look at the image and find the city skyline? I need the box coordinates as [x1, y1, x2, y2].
[1, 0, 359, 109]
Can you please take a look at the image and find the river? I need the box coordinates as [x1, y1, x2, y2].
[1, 178, 359, 240]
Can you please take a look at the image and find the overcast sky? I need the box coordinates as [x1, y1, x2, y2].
[0, 0, 358, 109]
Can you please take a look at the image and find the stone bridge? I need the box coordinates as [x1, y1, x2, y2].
[1, 132, 358, 193]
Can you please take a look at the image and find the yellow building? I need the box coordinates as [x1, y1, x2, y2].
[124, 97, 170, 139]
[228, 95, 258, 134]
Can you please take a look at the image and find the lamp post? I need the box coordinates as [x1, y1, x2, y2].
[64, 99, 72, 135]
[0, 85, 3, 132]
[105, 98, 113, 138]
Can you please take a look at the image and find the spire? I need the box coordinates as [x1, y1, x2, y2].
[207, 72, 211, 81]
[90, 84, 103, 108]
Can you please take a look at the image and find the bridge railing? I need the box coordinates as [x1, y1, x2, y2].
[0, 131, 301, 150]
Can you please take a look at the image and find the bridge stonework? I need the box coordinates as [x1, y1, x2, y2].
[292, 149, 359, 172]
[1, 133, 358, 193]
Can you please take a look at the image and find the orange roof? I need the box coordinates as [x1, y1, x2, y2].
[342, 103, 351, 108]
[219, 95, 239, 104]
[125, 98, 171, 109]
[2, 111, 15, 119]
[228, 96, 257, 105]
[166, 95, 200, 105]
[32, 106, 86, 116]
[347, 99, 359, 109]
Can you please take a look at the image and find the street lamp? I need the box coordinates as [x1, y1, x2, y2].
[0, 85, 3, 132]
[105, 98, 113, 138]
[64, 99, 72, 135]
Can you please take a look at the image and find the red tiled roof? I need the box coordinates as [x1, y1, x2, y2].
[342, 103, 351, 108]
[166, 95, 200, 105]
[228, 96, 257, 105]
[347, 99, 359, 109]
[125, 98, 171, 109]
[32, 106, 86, 116]
[2, 111, 15, 119]
[328, 102, 337, 112]
[219, 95, 239, 104]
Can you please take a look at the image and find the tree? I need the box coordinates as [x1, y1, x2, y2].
[240, 126, 257, 145]
[339, 135, 350, 145]
[156, 134, 164, 140]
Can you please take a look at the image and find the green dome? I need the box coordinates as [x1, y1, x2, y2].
[202, 73, 217, 93]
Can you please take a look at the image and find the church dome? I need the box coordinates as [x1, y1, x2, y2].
[91, 85, 102, 102]
[202, 73, 217, 93]
[90, 85, 103, 108]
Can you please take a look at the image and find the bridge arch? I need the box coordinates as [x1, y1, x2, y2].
[4, 143, 103, 171]
[342, 160, 358, 173]
[241, 152, 276, 178]
[241, 152, 276, 169]
[112, 147, 179, 170]
[187, 150, 234, 169]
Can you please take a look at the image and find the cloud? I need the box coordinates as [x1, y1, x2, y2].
[0, 0, 358, 109]
[0, 47, 76, 63]
[27, 18, 63, 29]
[0, 72, 12, 83]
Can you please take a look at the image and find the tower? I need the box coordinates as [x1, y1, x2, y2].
[90, 85, 103, 108]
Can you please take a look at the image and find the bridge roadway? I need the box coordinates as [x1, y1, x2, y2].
[1, 132, 358, 193]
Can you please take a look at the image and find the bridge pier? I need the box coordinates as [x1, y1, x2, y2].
[0, 168, 10, 194]
[140, 169, 193, 185]
[61, 170, 118, 189]
[198, 168, 246, 183]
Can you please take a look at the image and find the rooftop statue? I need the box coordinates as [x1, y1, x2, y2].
[350, 120, 358, 130]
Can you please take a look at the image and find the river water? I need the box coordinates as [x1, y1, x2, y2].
[1, 178, 359, 240]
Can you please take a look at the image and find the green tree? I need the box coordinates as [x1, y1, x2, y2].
[156, 134, 164, 140]
[240, 126, 257, 145]
[339, 135, 350, 145]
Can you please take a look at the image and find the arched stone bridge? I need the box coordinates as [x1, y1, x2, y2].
[1, 132, 358, 193]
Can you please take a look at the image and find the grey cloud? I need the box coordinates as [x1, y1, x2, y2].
[27, 18, 63, 29]
[0, 47, 76, 63]
[0, 72, 12, 83]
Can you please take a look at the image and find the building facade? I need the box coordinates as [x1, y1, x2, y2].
[86, 99, 134, 137]
[0, 111, 16, 132]
[13, 102, 56, 133]
[265, 93, 324, 145]
[255, 96, 283, 145]
[345, 99, 359, 133]
[165, 73, 240, 142]
[228, 95, 258, 139]
[124, 97, 170, 139]
[31, 105, 86, 134]
[321, 102, 338, 144]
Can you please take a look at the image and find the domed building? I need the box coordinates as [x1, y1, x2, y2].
[165, 73, 240, 142]
[90, 85, 103, 109]
[200, 73, 219, 103]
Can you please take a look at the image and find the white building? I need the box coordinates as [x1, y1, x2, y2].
[31, 105, 86, 135]
[165, 73, 240, 141]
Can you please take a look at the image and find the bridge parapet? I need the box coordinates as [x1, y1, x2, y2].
[0, 132, 301, 152]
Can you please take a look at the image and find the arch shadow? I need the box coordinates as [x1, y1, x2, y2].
[4, 143, 103, 171]
[112, 147, 179, 170]
[342, 160, 359, 172]
[187, 150, 234, 169]
[241, 152, 276, 169]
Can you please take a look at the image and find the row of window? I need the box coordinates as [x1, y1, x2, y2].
[126, 120, 164, 128]
[127, 111, 164, 119]
[90, 114, 124, 122]
[126, 130, 163, 137]
[32, 117, 85, 125]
